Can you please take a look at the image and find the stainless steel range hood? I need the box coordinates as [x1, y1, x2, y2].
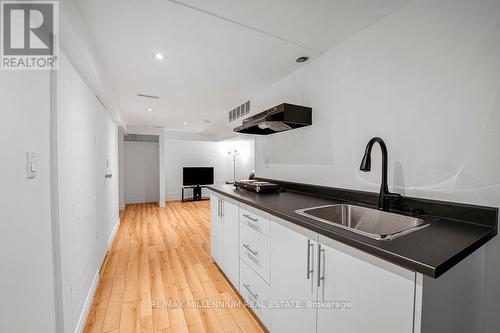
[233, 103, 312, 135]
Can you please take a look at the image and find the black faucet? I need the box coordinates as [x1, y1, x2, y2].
[360, 137, 402, 211]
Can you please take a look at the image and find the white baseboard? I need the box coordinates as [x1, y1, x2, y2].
[74, 270, 100, 333]
[74, 218, 120, 333]
[107, 217, 120, 249]
[125, 198, 159, 204]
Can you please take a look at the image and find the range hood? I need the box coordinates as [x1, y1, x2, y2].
[233, 103, 312, 135]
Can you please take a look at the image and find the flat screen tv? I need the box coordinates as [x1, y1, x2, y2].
[183, 167, 214, 186]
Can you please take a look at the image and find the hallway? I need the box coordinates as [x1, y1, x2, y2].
[83, 202, 265, 333]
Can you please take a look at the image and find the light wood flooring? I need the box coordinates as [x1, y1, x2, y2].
[83, 201, 266, 333]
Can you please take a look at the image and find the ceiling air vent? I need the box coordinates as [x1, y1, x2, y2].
[124, 134, 159, 143]
[229, 100, 250, 122]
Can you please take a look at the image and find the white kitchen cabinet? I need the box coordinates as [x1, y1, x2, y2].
[269, 217, 319, 333]
[240, 204, 271, 237]
[240, 222, 271, 284]
[210, 194, 482, 333]
[210, 193, 239, 289]
[222, 197, 239, 288]
[316, 236, 416, 333]
[210, 194, 224, 266]
[240, 259, 272, 326]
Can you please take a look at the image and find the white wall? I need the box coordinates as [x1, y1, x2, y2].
[165, 138, 255, 200]
[249, 0, 500, 331]
[59, 0, 124, 126]
[124, 141, 160, 204]
[55, 52, 119, 333]
[0, 70, 56, 333]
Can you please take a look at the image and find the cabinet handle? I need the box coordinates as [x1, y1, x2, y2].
[306, 239, 314, 279]
[221, 199, 224, 217]
[217, 198, 220, 217]
[243, 283, 259, 300]
[243, 244, 258, 256]
[317, 244, 325, 287]
[243, 214, 258, 222]
[246, 221, 261, 232]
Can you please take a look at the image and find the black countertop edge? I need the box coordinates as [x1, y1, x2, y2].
[256, 177, 499, 228]
[433, 229, 497, 277]
[207, 185, 498, 278]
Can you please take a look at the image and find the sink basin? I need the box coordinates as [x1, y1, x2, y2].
[295, 204, 438, 240]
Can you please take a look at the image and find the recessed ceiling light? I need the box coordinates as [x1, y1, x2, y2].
[183, 121, 188, 125]
[154, 52, 164, 61]
[296, 56, 309, 63]
[146, 107, 153, 112]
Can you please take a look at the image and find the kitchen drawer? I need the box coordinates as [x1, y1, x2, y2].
[240, 222, 271, 284]
[240, 259, 271, 327]
[240, 205, 271, 237]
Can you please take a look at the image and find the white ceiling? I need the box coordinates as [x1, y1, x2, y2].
[75, 0, 410, 134]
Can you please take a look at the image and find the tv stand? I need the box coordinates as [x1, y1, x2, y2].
[181, 185, 209, 202]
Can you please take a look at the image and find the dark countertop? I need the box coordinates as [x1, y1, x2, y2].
[208, 184, 497, 278]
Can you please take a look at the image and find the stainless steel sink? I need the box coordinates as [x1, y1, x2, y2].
[295, 204, 438, 240]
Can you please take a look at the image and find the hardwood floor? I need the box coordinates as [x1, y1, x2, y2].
[84, 201, 266, 333]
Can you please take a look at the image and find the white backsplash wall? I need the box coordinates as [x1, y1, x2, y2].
[251, 0, 500, 331]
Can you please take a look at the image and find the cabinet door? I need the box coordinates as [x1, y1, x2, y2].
[269, 220, 318, 333]
[209, 194, 223, 266]
[222, 199, 239, 288]
[317, 241, 415, 333]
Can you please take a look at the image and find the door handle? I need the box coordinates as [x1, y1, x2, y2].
[317, 244, 325, 287]
[306, 239, 314, 279]
[243, 244, 258, 256]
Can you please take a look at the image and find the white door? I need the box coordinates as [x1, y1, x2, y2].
[222, 199, 239, 288]
[123, 141, 159, 204]
[317, 242, 415, 333]
[269, 221, 318, 333]
[210, 195, 223, 266]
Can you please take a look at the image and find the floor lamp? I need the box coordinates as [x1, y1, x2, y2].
[228, 149, 239, 183]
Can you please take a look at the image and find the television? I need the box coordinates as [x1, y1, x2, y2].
[183, 167, 214, 186]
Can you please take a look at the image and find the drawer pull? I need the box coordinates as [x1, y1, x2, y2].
[243, 214, 258, 222]
[243, 283, 259, 300]
[243, 244, 259, 256]
[247, 221, 261, 232]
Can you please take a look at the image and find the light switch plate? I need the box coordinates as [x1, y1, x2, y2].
[26, 151, 37, 179]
